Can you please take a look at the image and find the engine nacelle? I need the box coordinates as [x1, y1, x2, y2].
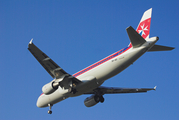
[42, 81, 58, 95]
[84, 95, 100, 107]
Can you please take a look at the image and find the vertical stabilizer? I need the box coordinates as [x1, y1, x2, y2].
[136, 8, 152, 40]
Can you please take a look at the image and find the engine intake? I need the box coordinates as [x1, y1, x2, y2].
[42, 81, 59, 95]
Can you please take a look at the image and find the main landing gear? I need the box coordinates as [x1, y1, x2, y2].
[68, 87, 77, 94]
[94, 89, 105, 103]
[95, 95, 105, 103]
[48, 104, 53, 114]
[68, 83, 77, 94]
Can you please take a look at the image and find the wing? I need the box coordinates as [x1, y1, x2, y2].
[28, 39, 81, 84]
[84, 86, 156, 94]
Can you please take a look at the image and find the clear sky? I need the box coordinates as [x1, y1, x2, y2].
[0, 0, 178, 120]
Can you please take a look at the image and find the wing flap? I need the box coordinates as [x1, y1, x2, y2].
[84, 86, 156, 94]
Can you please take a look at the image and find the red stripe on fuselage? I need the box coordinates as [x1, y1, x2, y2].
[73, 45, 132, 77]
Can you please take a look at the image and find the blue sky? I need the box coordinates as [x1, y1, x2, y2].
[0, 0, 178, 120]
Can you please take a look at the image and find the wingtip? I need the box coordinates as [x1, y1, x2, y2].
[28, 38, 33, 48]
[126, 26, 132, 30]
[29, 38, 33, 44]
[171, 47, 175, 50]
[154, 86, 157, 90]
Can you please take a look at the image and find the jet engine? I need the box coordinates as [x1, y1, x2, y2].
[84, 94, 104, 107]
[42, 81, 59, 95]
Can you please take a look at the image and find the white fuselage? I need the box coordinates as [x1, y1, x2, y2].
[36, 38, 157, 108]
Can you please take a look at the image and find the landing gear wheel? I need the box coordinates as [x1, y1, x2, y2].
[48, 104, 53, 114]
[99, 96, 104, 103]
[48, 110, 52, 114]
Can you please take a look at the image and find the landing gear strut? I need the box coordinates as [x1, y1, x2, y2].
[68, 83, 77, 94]
[68, 87, 77, 94]
[48, 104, 53, 114]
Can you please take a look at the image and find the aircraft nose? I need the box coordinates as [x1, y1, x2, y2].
[36, 94, 47, 108]
[36, 96, 43, 108]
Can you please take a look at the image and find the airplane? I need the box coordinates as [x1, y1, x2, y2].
[28, 8, 174, 114]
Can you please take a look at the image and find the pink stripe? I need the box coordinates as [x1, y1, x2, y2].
[73, 45, 132, 77]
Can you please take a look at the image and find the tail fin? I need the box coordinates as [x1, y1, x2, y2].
[128, 8, 152, 47]
[136, 8, 152, 40]
[127, 8, 175, 51]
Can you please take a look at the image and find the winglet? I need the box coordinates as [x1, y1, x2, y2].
[154, 86, 157, 90]
[29, 38, 33, 44]
[28, 38, 33, 48]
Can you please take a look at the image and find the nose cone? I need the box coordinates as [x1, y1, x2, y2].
[36, 94, 48, 108]
[36, 96, 43, 108]
[36, 101, 41, 108]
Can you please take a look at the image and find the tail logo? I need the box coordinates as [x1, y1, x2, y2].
[138, 23, 148, 36]
[136, 18, 151, 39]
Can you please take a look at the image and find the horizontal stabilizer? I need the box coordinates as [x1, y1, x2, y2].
[126, 26, 146, 48]
[148, 44, 175, 52]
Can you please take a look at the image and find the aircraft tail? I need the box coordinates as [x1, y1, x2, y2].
[136, 8, 152, 40]
[127, 8, 174, 51]
[128, 8, 152, 47]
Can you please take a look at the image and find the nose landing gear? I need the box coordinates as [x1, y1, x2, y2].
[48, 104, 53, 114]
